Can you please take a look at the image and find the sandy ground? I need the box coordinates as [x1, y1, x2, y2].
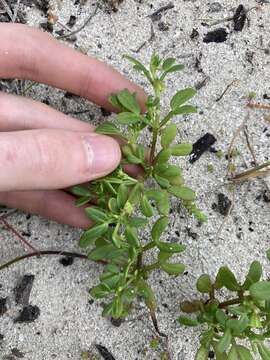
[0, 0, 270, 359]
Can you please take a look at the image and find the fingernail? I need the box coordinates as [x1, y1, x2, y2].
[82, 134, 121, 177]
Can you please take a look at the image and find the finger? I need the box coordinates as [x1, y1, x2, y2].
[0, 129, 121, 191]
[0, 91, 94, 132]
[0, 23, 147, 111]
[0, 190, 91, 228]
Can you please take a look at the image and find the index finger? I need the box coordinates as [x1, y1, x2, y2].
[0, 23, 147, 111]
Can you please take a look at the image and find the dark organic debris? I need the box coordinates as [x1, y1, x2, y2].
[190, 133, 217, 163]
[59, 256, 74, 266]
[110, 317, 123, 327]
[67, 15, 77, 28]
[233, 5, 247, 31]
[100, 107, 112, 117]
[158, 21, 169, 31]
[95, 344, 116, 360]
[263, 190, 270, 203]
[14, 305, 40, 323]
[190, 28, 199, 40]
[14, 275, 35, 306]
[11, 348, 24, 358]
[0, 298, 7, 316]
[212, 193, 232, 216]
[102, 0, 124, 13]
[203, 28, 228, 43]
[148, 2, 174, 21]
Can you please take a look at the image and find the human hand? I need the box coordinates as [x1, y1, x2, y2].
[0, 24, 146, 228]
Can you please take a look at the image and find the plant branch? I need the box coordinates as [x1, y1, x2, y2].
[218, 298, 241, 309]
[0, 217, 39, 253]
[142, 241, 156, 252]
[150, 128, 158, 164]
[0, 251, 89, 271]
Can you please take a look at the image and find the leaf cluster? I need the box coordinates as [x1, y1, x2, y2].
[179, 255, 270, 359]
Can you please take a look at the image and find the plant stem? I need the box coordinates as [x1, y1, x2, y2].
[150, 128, 158, 164]
[218, 298, 241, 309]
[142, 241, 156, 252]
[0, 251, 107, 272]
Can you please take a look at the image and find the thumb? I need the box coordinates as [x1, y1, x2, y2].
[0, 129, 121, 191]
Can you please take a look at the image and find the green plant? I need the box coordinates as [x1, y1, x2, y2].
[71, 54, 206, 321]
[179, 253, 270, 359]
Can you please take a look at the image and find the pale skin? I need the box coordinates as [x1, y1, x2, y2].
[0, 23, 146, 228]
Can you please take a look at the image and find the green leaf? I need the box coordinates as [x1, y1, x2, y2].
[157, 192, 170, 216]
[171, 143, 193, 156]
[140, 195, 154, 217]
[117, 89, 140, 114]
[112, 297, 124, 319]
[250, 281, 270, 301]
[102, 302, 113, 317]
[112, 223, 121, 248]
[155, 149, 172, 164]
[151, 216, 169, 242]
[90, 284, 110, 299]
[178, 316, 199, 327]
[162, 58, 176, 71]
[70, 185, 91, 197]
[75, 196, 92, 207]
[88, 244, 125, 261]
[226, 315, 249, 335]
[243, 261, 262, 290]
[108, 197, 119, 213]
[180, 300, 201, 314]
[217, 329, 232, 353]
[160, 165, 181, 178]
[161, 262, 185, 275]
[172, 105, 197, 115]
[170, 88, 196, 110]
[215, 267, 240, 291]
[128, 183, 143, 204]
[123, 55, 151, 80]
[215, 309, 228, 327]
[100, 273, 121, 290]
[161, 124, 177, 148]
[137, 279, 156, 311]
[157, 242, 186, 253]
[129, 217, 148, 227]
[154, 174, 171, 189]
[145, 189, 164, 202]
[168, 186, 196, 201]
[150, 53, 161, 74]
[158, 251, 173, 263]
[257, 343, 270, 360]
[117, 184, 129, 208]
[161, 64, 185, 80]
[250, 311, 263, 328]
[125, 226, 140, 248]
[85, 207, 108, 223]
[109, 94, 121, 109]
[95, 122, 123, 136]
[228, 345, 253, 360]
[196, 274, 212, 293]
[195, 346, 209, 360]
[116, 112, 142, 125]
[79, 223, 108, 248]
[126, 154, 142, 164]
